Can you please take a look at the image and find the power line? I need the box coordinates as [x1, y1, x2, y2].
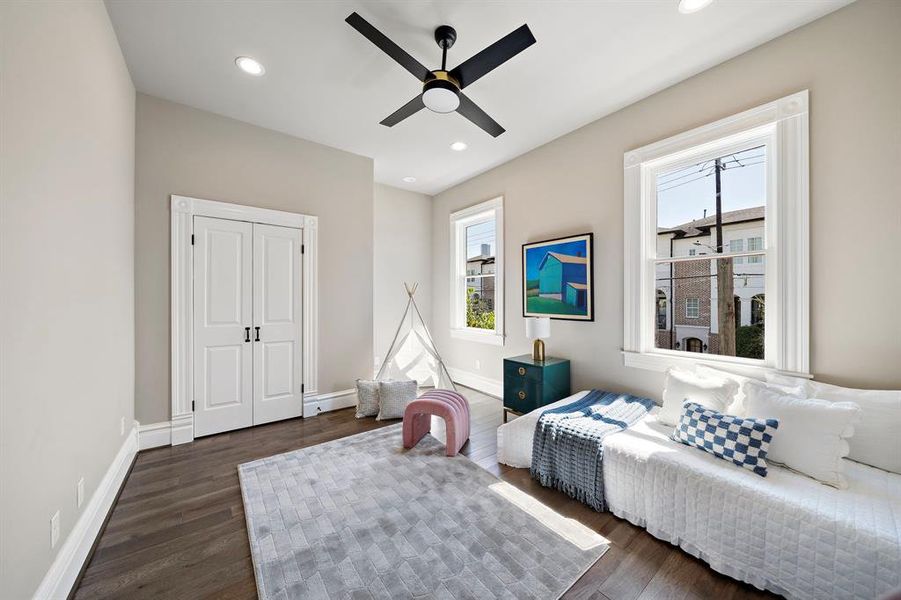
[656, 153, 764, 184]
[657, 159, 765, 193]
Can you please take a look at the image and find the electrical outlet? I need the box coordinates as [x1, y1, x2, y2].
[77, 478, 85, 509]
[475, 359, 481, 371]
[120, 416, 125, 435]
[50, 511, 60, 548]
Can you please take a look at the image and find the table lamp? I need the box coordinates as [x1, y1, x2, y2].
[525, 317, 551, 362]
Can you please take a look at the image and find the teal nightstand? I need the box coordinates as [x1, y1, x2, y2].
[503, 355, 571, 422]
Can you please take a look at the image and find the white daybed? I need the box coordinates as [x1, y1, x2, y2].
[497, 392, 901, 600]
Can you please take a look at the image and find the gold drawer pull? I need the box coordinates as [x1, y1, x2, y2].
[518, 367, 526, 376]
[518, 391, 526, 400]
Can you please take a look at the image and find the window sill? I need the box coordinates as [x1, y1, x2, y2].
[450, 328, 505, 346]
[621, 350, 811, 380]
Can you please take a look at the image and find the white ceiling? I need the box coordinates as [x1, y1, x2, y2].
[106, 0, 850, 195]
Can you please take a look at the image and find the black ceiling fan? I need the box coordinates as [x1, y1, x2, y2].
[345, 12, 536, 137]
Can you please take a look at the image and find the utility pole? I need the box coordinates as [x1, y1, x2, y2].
[714, 158, 736, 356]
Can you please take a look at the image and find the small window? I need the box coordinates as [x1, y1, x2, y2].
[450, 197, 504, 345]
[688, 248, 697, 256]
[747, 237, 763, 264]
[686, 298, 700, 319]
[751, 294, 765, 325]
[729, 239, 744, 264]
[656, 290, 667, 330]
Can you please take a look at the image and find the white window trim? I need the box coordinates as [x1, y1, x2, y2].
[623, 90, 809, 378]
[449, 196, 505, 346]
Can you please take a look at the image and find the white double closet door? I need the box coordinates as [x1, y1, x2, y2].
[193, 216, 303, 437]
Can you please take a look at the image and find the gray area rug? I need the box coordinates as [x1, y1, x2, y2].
[238, 424, 609, 600]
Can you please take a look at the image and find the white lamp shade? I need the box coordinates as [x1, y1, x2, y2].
[525, 317, 551, 340]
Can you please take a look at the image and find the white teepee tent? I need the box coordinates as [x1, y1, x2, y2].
[376, 283, 456, 391]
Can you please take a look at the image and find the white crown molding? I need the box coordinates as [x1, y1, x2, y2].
[624, 90, 808, 168]
[170, 194, 319, 444]
[171, 194, 305, 228]
[32, 426, 138, 600]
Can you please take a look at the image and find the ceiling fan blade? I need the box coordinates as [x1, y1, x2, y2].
[380, 94, 426, 127]
[449, 24, 535, 89]
[345, 12, 431, 82]
[456, 93, 505, 137]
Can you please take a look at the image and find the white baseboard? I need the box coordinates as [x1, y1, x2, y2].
[137, 421, 171, 450]
[303, 388, 356, 417]
[447, 367, 503, 398]
[170, 413, 194, 446]
[33, 426, 138, 600]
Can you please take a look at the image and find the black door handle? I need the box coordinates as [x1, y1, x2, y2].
[254, 326, 261, 342]
[244, 327, 251, 342]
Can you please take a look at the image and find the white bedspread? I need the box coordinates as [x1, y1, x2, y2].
[496, 392, 901, 599]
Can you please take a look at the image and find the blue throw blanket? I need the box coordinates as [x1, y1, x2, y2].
[530, 390, 655, 511]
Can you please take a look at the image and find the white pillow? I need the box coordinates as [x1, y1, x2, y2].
[696, 364, 804, 415]
[376, 380, 417, 421]
[658, 368, 738, 427]
[744, 381, 860, 488]
[805, 380, 901, 474]
[355, 379, 380, 418]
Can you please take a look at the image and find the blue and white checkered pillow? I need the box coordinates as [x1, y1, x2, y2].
[672, 402, 779, 477]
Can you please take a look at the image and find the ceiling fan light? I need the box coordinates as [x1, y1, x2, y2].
[422, 79, 460, 114]
[678, 0, 714, 14]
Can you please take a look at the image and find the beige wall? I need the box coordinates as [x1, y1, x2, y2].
[135, 94, 374, 424]
[432, 0, 901, 398]
[373, 184, 433, 371]
[0, 2, 136, 597]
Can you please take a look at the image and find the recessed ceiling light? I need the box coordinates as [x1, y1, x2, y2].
[450, 142, 468, 152]
[235, 56, 265, 76]
[402, 176, 417, 183]
[678, 0, 713, 14]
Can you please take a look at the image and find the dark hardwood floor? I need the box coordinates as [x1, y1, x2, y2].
[74, 388, 777, 600]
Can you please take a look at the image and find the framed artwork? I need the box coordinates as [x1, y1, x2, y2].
[522, 233, 594, 321]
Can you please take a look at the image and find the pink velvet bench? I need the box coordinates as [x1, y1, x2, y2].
[402, 390, 470, 457]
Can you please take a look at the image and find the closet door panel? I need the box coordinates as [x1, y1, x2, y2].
[253, 223, 303, 425]
[193, 216, 254, 437]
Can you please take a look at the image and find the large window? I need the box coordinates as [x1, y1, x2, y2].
[654, 144, 766, 360]
[450, 197, 504, 345]
[624, 91, 809, 376]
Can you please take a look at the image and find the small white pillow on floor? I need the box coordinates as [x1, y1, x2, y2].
[376, 380, 417, 421]
[355, 379, 380, 418]
[658, 368, 738, 427]
[744, 381, 860, 488]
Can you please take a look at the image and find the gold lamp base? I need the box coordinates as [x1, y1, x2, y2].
[532, 339, 545, 362]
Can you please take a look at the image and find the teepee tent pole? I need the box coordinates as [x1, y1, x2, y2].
[407, 287, 457, 392]
[376, 282, 457, 391]
[375, 295, 412, 380]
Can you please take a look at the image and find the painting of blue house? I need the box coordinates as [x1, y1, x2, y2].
[538, 252, 588, 308]
[523, 233, 593, 321]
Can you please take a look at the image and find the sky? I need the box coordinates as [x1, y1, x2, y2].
[657, 145, 766, 228]
[524, 239, 588, 281]
[466, 220, 495, 259]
